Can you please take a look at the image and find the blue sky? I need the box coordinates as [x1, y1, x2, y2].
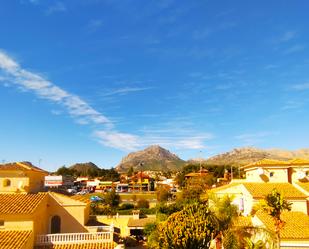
[1, 0, 309, 171]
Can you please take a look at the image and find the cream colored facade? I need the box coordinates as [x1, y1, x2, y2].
[0, 162, 48, 193]
[0, 162, 115, 249]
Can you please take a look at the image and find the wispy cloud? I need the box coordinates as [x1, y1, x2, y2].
[283, 44, 305, 55]
[291, 82, 309, 90]
[0, 50, 213, 152]
[281, 100, 304, 110]
[277, 31, 297, 43]
[235, 131, 276, 145]
[0, 50, 111, 127]
[86, 19, 104, 33]
[101, 87, 153, 97]
[46, 2, 66, 15]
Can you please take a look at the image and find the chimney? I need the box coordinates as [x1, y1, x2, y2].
[132, 210, 140, 220]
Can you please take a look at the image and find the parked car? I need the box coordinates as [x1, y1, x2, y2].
[76, 189, 89, 195]
[67, 188, 77, 194]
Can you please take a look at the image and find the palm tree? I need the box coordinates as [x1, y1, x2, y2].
[263, 189, 292, 249]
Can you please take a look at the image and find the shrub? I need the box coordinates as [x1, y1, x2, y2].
[119, 203, 135, 210]
[137, 198, 150, 209]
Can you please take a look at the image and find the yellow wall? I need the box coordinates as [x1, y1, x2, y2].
[212, 184, 254, 216]
[0, 175, 29, 193]
[0, 170, 47, 193]
[245, 168, 289, 183]
[46, 194, 89, 233]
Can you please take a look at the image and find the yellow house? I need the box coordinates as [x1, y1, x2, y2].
[0, 162, 48, 193]
[0, 162, 115, 249]
[242, 158, 309, 183]
[210, 158, 309, 248]
[253, 211, 309, 248]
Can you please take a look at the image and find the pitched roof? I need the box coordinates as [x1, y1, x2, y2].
[288, 158, 309, 165]
[127, 217, 156, 227]
[243, 159, 289, 169]
[256, 211, 309, 239]
[0, 193, 48, 214]
[35, 242, 115, 249]
[0, 162, 48, 173]
[0, 230, 32, 249]
[211, 182, 307, 199]
[49, 192, 88, 206]
[242, 183, 307, 199]
[297, 182, 309, 193]
[243, 158, 309, 169]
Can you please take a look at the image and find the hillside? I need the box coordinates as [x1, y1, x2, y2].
[116, 145, 186, 172]
[202, 147, 309, 166]
[69, 162, 100, 175]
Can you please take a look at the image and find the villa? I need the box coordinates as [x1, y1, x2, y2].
[0, 162, 115, 249]
[211, 158, 309, 248]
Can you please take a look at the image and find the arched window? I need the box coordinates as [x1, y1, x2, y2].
[3, 179, 11, 187]
[50, 215, 61, 234]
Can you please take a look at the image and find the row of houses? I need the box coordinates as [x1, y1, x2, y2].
[211, 158, 309, 248]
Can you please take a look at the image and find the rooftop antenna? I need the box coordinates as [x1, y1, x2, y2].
[199, 150, 202, 175]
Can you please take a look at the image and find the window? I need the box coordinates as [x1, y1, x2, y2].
[3, 179, 11, 187]
[270, 172, 274, 177]
[51, 215, 61, 234]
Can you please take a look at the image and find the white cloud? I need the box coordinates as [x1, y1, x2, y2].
[291, 82, 309, 90]
[235, 132, 275, 145]
[101, 87, 153, 97]
[86, 19, 104, 33]
[46, 2, 66, 15]
[0, 50, 214, 152]
[94, 130, 140, 151]
[0, 50, 112, 127]
[278, 31, 297, 43]
[283, 44, 305, 55]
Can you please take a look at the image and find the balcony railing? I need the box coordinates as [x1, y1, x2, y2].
[36, 231, 113, 245]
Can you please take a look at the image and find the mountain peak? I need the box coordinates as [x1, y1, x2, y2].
[116, 145, 185, 172]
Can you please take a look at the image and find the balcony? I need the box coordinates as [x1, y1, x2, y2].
[36, 230, 113, 245]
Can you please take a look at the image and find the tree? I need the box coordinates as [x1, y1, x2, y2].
[156, 186, 171, 202]
[264, 189, 292, 248]
[156, 203, 219, 249]
[104, 189, 121, 207]
[137, 198, 150, 209]
[56, 166, 76, 176]
[127, 166, 134, 177]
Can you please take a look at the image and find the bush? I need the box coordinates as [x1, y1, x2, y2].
[119, 203, 135, 210]
[137, 198, 150, 209]
[156, 186, 171, 202]
[104, 189, 121, 207]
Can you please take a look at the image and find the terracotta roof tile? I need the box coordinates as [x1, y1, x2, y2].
[242, 183, 307, 199]
[0, 162, 47, 173]
[0, 230, 32, 249]
[0, 193, 48, 214]
[297, 182, 309, 193]
[256, 211, 309, 239]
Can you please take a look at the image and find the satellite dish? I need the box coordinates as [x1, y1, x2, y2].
[18, 181, 23, 189]
[257, 168, 264, 176]
[297, 171, 306, 180]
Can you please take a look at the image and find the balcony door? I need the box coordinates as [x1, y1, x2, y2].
[50, 215, 61, 234]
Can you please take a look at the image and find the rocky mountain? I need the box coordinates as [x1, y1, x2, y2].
[203, 147, 309, 166]
[69, 162, 101, 175]
[116, 145, 186, 172]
